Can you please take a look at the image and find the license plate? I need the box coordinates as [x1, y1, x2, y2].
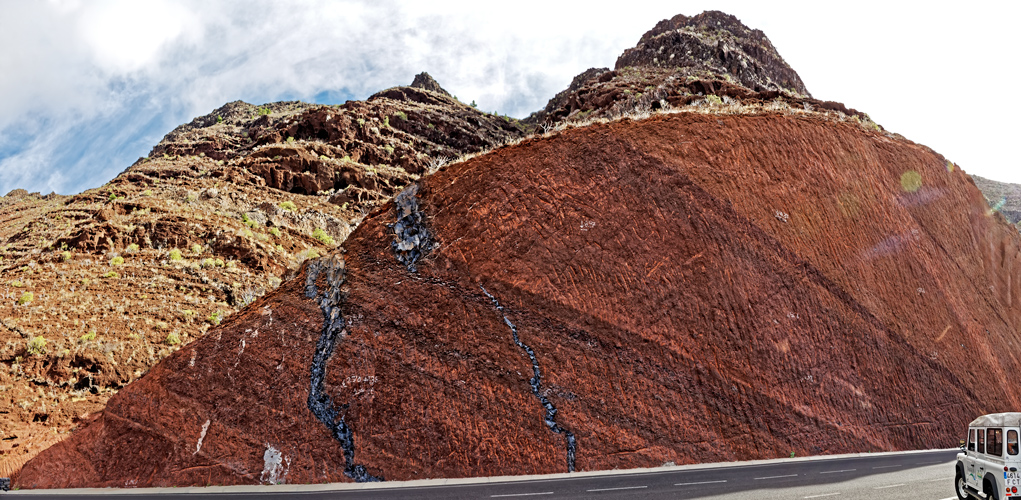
[1005, 471, 1021, 487]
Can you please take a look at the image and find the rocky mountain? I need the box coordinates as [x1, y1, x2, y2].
[0, 73, 525, 477]
[10, 10, 1021, 489]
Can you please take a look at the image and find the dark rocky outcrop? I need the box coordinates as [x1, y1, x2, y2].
[617, 10, 809, 96]
[410, 72, 451, 97]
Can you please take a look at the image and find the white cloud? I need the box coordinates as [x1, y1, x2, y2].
[76, 0, 197, 73]
[0, 0, 1018, 196]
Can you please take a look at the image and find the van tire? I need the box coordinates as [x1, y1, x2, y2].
[956, 469, 970, 500]
[984, 477, 1000, 500]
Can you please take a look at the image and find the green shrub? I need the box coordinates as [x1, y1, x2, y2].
[307, 249, 320, 260]
[165, 332, 181, 345]
[312, 227, 334, 246]
[103, 271, 120, 279]
[356, 118, 365, 127]
[216, 115, 223, 123]
[384, 145, 395, 155]
[142, 189, 153, 196]
[214, 258, 224, 267]
[80, 331, 96, 342]
[27, 336, 46, 355]
[242, 213, 258, 228]
[269, 227, 281, 237]
[17, 291, 33, 305]
[169, 248, 183, 261]
[191, 243, 203, 254]
[200, 258, 216, 268]
[286, 136, 295, 143]
[127, 243, 140, 253]
[705, 95, 723, 106]
[278, 201, 297, 211]
[258, 107, 271, 116]
[181, 309, 195, 319]
[382, 116, 390, 128]
[395, 111, 407, 121]
[208, 311, 223, 325]
[110, 256, 124, 266]
[61, 251, 72, 262]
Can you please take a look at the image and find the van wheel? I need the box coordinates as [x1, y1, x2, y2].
[956, 471, 969, 500]
[984, 478, 1000, 500]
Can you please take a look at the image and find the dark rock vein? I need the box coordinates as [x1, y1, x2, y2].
[305, 256, 382, 483]
[481, 285, 577, 473]
[389, 184, 433, 273]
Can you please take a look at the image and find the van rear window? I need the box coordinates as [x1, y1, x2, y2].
[969, 429, 976, 451]
[1009, 430, 1018, 456]
[979, 428, 986, 454]
[988, 428, 1003, 457]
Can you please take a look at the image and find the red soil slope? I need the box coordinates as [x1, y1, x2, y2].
[18, 111, 1021, 487]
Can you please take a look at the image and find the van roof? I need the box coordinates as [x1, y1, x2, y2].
[970, 413, 1021, 427]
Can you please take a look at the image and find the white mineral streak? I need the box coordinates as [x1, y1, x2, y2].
[260, 444, 289, 484]
[194, 419, 210, 455]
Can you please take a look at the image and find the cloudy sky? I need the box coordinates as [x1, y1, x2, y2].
[2, 0, 1018, 196]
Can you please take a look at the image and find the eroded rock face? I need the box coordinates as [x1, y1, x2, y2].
[0, 72, 517, 476]
[19, 112, 1021, 487]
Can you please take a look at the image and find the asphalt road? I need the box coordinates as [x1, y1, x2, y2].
[10, 449, 960, 499]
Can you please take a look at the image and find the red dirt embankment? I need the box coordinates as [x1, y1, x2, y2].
[18, 111, 1021, 487]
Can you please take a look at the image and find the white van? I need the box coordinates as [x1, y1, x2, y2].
[957, 413, 1021, 500]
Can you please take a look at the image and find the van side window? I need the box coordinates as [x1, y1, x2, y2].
[988, 428, 1003, 457]
[1008, 430, 1018, 456]
[978, 428, 986, 454]
[969, 429, 976, 451]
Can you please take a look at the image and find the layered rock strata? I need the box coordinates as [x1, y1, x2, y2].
[20, 110, 1021, 487]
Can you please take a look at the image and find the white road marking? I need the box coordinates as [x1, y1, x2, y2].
[491, 493, 554, 498]
[755, 474, 798, 480]
[675, 479, 728, 486]
[804, 493, 841, 498]
[871, 464, 902, 469]
[819, 469, 856, 474]
[586, 485, 648, 492]
[874, 483, 906, 489]
[929, 477, 950, 482]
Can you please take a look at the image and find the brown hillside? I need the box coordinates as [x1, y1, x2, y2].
[0, 76, 525, 476]
[19, 109, 1021, 487]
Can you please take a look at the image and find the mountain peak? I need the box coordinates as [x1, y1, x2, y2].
[616, 10, 809, 96]
[409, 72, 451, 96]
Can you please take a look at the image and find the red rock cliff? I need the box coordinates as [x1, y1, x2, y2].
[18, 111, 1021, 487]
